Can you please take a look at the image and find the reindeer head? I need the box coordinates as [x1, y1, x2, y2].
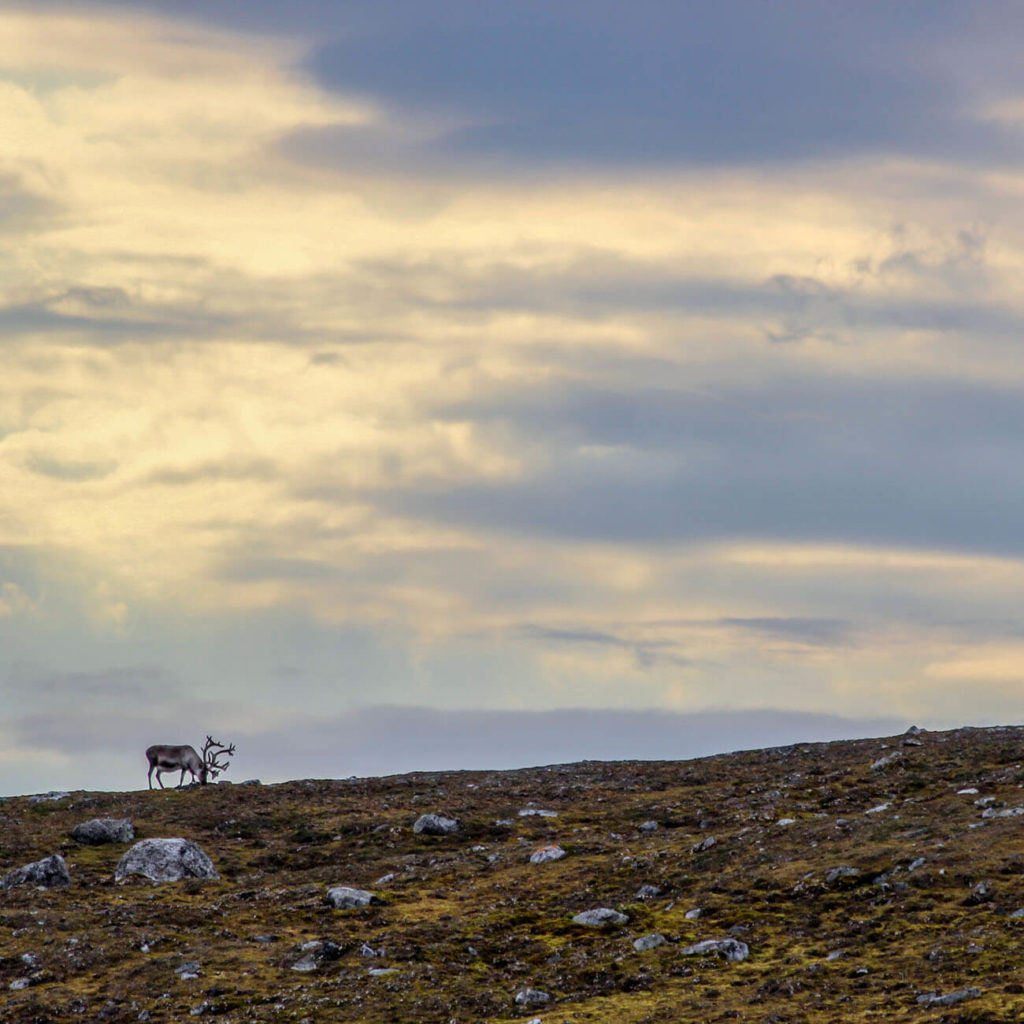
[200, 736, 236, 784]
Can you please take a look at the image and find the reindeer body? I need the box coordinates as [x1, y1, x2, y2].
[146, 736, 236, 790]
[146, 744, 207, 788]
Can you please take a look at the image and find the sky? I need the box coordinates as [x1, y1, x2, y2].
[2, 1, 1024, 794]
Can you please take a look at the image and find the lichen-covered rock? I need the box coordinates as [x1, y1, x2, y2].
[1, 854, 71, 890]
[573, 907, 629, 927]
[71, 818, 134, 845]
[326, 886, 378, 909]
[413, 813, 459, 835]
[636, 884, 663, 900]
[114, 838, 218, 882]
[681, 938, 749, 962]
[633, 933, 667, 952]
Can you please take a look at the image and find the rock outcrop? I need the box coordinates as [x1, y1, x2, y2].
[71, 818, 134, 845]
[1, 853, 71, 890]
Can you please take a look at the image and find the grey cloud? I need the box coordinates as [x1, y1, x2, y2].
[717, 618, 854, 648]
[0, 174, 60, 233]
[26, 455, 118, 482]
[516, 624, 691, 669]
[374, 373, 1024, 557]
[143, 457, 278, 487]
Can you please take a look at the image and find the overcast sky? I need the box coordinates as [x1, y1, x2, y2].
[1, 1, 1022, 795]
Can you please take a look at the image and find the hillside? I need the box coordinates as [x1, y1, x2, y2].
[2, 726, 1024, 1022]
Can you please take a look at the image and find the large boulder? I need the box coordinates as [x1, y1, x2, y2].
[114, 839, 218, 882]
[71, 818, 134, 845]
[1, 854, 71, 890]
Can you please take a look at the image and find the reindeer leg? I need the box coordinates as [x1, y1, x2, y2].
[148, 763, 154, 789]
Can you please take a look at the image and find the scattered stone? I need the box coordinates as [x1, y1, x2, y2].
[865, 803, 891, 814]
[326, 886, 378, 909]
[633, 932, 667, 952]
[959, 787, 979, 795]
[530, 844, 566, 864]
[291, 940, 343, 971]
[907, 857, 927, 872]
[518, 808, 558, 818]
[175, 961, 201, 980]
[252, 935, 276, 943]
[375, 872, 396, 885]
[1, 854, 71, 890]
[638, 820, 659, 833]
[916, 987, 982, 1007]
[869, 752, 902, 771]
[368, 968, 399, 976]
[573, 907, 629, 927]
[825, 865, 862, 885]
[775, 818, 796, 827]
[71, 818, 134, 845]
[9, 978, 31, 990]
[975, 796, 996, 807]
[412, 814, 459, 835]
[28, 791, 70, 803]
[691, 835, 716, 853]
[684, 907, 704, 920]
[636, 884, 662, 900]
[114, 839, 218, 883]
[982, 806, 1024, 818]
[681, 938, 749, 962]
[514, 988, 551, 1006]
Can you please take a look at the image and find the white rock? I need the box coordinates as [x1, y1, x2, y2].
[514, 988, 551, 1006]
[633, 933, 666, 952]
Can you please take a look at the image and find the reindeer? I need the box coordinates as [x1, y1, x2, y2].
[146, 736, 235, 789]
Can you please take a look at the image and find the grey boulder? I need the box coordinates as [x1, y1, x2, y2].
[71, 818, 134, 845]
[573, 907, 629, 927]
[114, 838, 218, 882]
[326, 886, 378, 909]
[681, 938, 749, 962]
[1, 854, 71, 890]
[413, 813, 459, 836]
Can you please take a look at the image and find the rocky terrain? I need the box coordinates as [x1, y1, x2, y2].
[3, 725, 1024, 1022]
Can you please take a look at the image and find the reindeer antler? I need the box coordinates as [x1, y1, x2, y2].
[201, 735, 236, 775]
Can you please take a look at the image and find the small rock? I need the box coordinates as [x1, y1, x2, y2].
[907, 857, 927, 872]
[959, 787, 980, 795]
[638, 820, 659, 833]
[71, 818, 134, 845]
[775, 818, 796, 827]
[28, 791, 70, 803]
[290, 955, 318, 972]
[865, 802, 891, 814]
[1, 854, 71, 890]
[636, 884, 662, 900]
[825, 865, 862, 885]
[412, 814, 459, 836]
[870, 752, 902, 771]
[684, 907, 703, 920]
[1009, 908, 1024, 919]
[115, 839, 218, 882]
[9, 978, 31, 990]
[375, 873, 396, 885]
[530, 844, 566, 864]
[514, 988, 551, 1006]
[573, 907, 629, 927]
[917, 987, 982, 1007]
[691, 835, 716, 853]
[982, 806, 1024, 818]
[175, 961, 201, 976]
[518, 808, 558, 818]
[368, 967, 398, 976]
[633, 933, 667, 952]
[680, 938, 749, 962]
[326, 886, 378, 909]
